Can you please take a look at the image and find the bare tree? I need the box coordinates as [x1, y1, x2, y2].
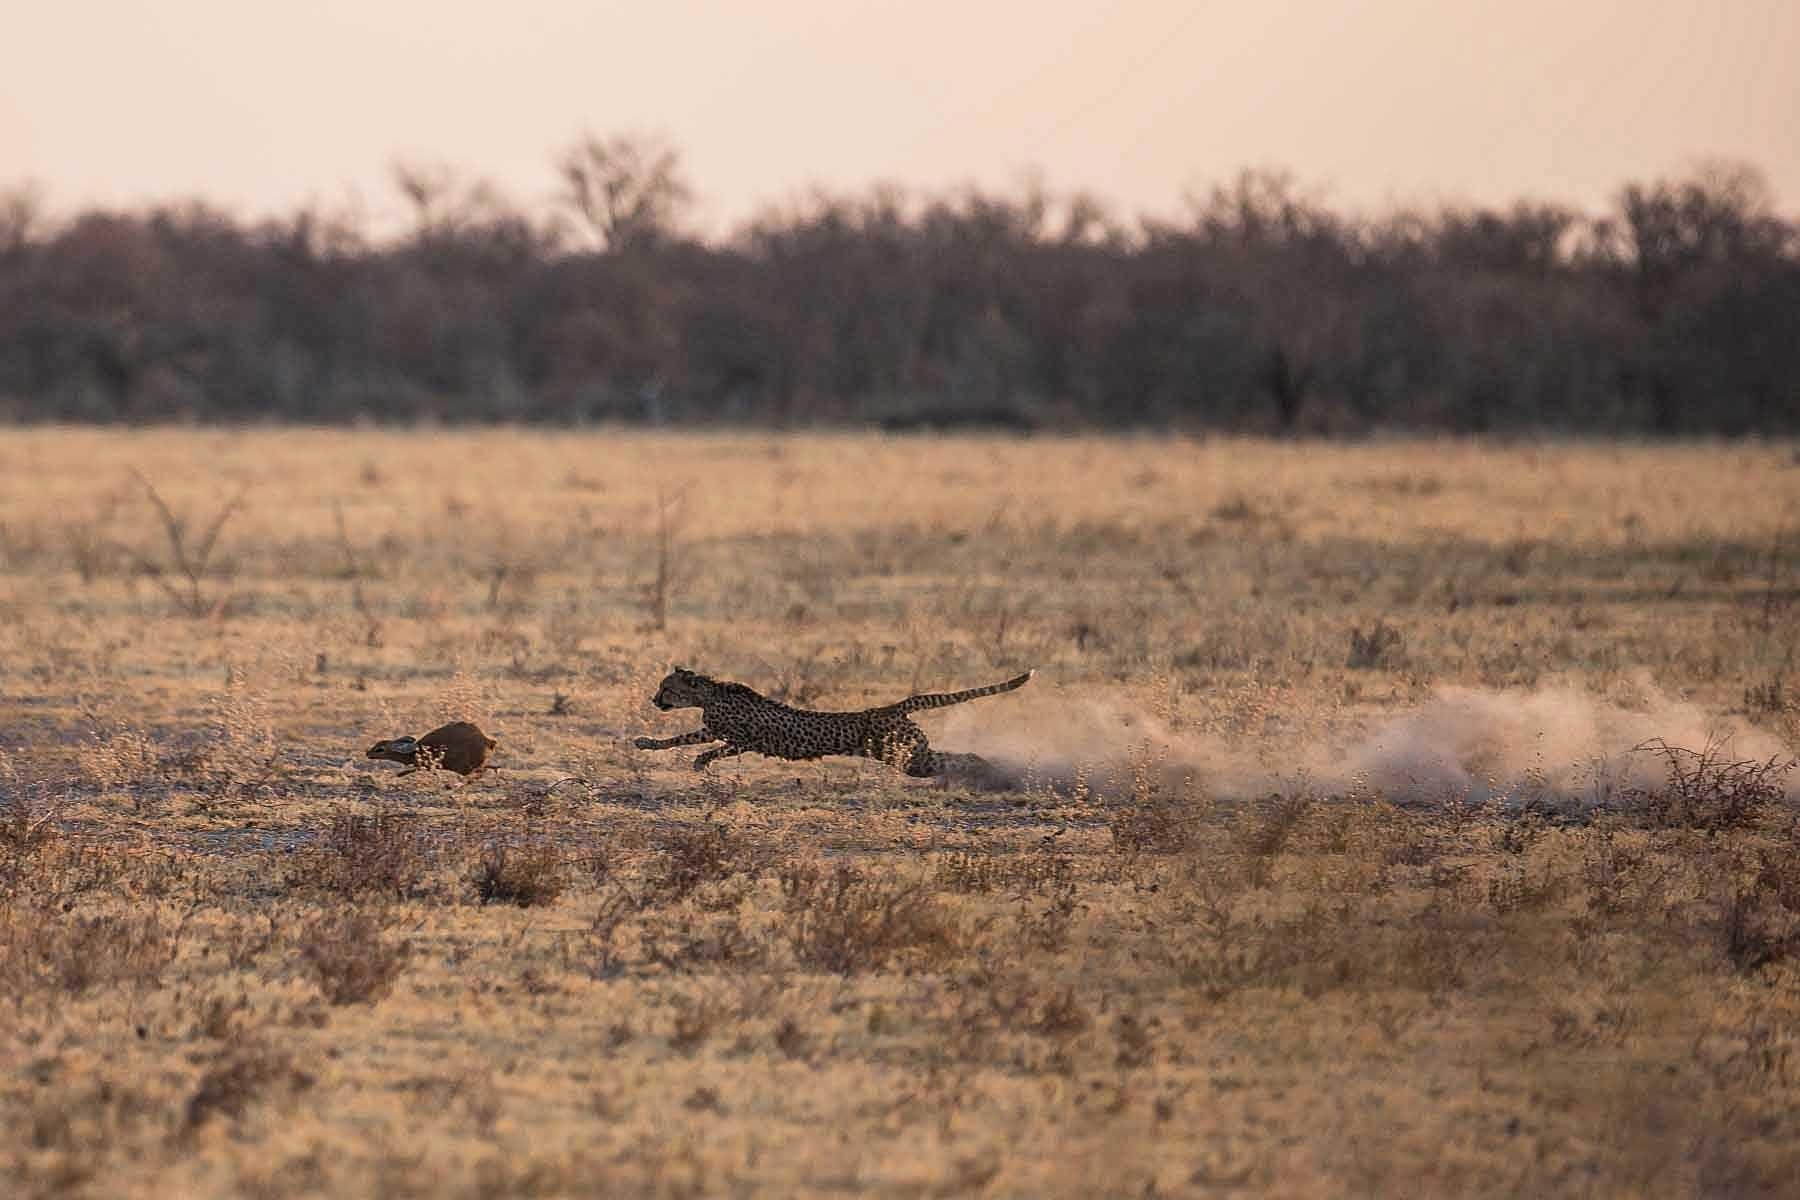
[645, 485, 689, 632]
[390, 160, 515, 243]
[391, 160, 459, 239]
[556, 132, 692, 252]
[0, 182, 44, 258]
[121, 472, 248, 618]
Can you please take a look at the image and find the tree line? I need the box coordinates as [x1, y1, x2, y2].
[2, 137, 1795, 433]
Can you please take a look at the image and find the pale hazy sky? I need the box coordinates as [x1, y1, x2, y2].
[4, 0, 1797, 233]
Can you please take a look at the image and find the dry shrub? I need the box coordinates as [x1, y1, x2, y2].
[1107, 797, 1186, 855]
[1107, 746, 1207, 854]
[1386, 903, 1472, 994]
[0, 790, 65, 898]
[1486, 858, 1570, 915]
[1033, 987, 1091, 1038]
[1013, 876, 1084, 953]
[0, 906, 179, 1003]
[682, 1086, 725, 1115]
[1695, 1005, 1799, 1093]
[219, 913, 282, 970]
[641, 910, 764, 971]
[780, 861, 958, 974]
[772, 1016, 813, 1062]
[642, 822, 772, 909]
[73, 703, 222, 813]
[2, 812, 164, 908]
[468, 842, 565, 908]
[77, 726, 166, 792]
[183, 1042, 315, 1135]
[197, 675, 287, 807]
[298, 909, 411, 1005]
[60, 489, 123, 583]
[120, 472, 246, 618]
[1578, 826, 1665, 917]
[934, 962, 1054, 1067]
[290, 807, 429, 900]
[1209, 493, 1265, 523]
[21, 1074, 159, 1187]
[72, 676, 286, 816]
[1150, 845, 1454, 1002]
[567, 832, 616, 892]
[1347, 619, 1404, 669]
[573, 889, 637, 980]
[433, 663, 494, 731]
[1155, 891, 1275, 1003]
[193, 990, 252, 1040]
[1719, 835, 1800, 972]
[1234, 790, 1315, 885]
[1743, 675, 1795, 718]
[1113, 1011, 1157, 1069]
[1546, 993, 1638, 1049]
[1238, 790, 1314, 858]
[936, 843, 1074, 894]
[495, 781, 554, 820]
[666, 993, 729, 1055]
[1622, 738, 1795, 832]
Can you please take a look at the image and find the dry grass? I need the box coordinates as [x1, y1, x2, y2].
[0, 429, 1798, 1197]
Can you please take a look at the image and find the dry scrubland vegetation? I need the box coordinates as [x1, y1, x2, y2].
[1, 429, 1799, 1197]
[6, 157, 1798, 435]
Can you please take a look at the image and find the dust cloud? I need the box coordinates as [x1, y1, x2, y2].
[932, 677, 1797, 809]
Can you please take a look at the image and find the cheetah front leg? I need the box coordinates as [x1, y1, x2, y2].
[634, 729, 718, 752]
[692, 744, 747, 771]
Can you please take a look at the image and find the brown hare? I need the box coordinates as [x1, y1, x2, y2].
[366, 721, 497, 777]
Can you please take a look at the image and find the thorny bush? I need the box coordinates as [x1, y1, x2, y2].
[298, 909, 411, 1006]
[1622, 738, 1795, 833]
[780, 861, 958, 975]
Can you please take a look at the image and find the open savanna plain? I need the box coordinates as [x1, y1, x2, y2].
[2, 429, 1799, 1198]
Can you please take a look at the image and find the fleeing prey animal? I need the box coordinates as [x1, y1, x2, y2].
[366, 721, 498, 777]
[632, 667, 1033, 777]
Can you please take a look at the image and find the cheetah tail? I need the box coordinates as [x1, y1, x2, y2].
[898, 670, 1034, 713]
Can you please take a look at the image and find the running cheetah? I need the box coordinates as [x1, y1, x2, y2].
[632, 667, 1033, 777]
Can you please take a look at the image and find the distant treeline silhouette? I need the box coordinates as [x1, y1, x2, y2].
[2, 138, 1795, 433]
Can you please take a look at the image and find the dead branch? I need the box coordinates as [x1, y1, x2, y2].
[121, 471, 248, 618]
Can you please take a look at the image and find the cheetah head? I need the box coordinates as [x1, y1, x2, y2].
[651, 667, 711, 711]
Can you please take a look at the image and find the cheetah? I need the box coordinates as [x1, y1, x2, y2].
[632, 667, 1033, 777]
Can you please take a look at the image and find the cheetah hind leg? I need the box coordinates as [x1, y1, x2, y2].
[900, 736, 987, 779]
[919, 749, 1016, 791]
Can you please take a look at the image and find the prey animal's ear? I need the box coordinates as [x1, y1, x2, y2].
[387, 736, 418, 754]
